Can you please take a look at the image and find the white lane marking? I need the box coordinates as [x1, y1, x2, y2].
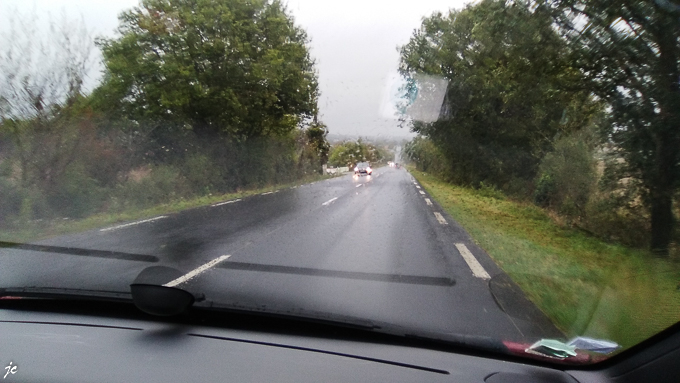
[261, 191, 274, 195]
[212, 199, 241, 207]
[455, 243, 491, 280]
[164, 255, 231, 287]
[433, 212, 448, 225]
[100, 216, 168, 232]
[356, 184, 363, 188]
[425, 198, 433, 206]
[419, 190, 426, 195]
[322, 197, 338, 206]
[416, 185, 421, 189]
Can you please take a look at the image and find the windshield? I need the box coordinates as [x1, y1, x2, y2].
[1, 0, 679, 366]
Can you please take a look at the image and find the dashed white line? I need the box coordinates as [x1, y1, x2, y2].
[425, 198, 433, 206]
[212, 199, 241, 207]
[261, 191, 274, 195]
[163, 255, 231, 287]
[433, 212, 448, 225]
[322, 197, 338, 206]
[419, 190, 426, 195]
[356, 184, 363, 188]
[455, 243, 491, 280]
[416, 185, 421, 189]
[100, 216, 168, 232]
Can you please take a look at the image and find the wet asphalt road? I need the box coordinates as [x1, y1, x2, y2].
[0, 166, 560, 342]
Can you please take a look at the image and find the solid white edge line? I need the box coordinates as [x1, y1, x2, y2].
[425, 198, 433, 206]
[164, 255, 231, 287]
[455, 243, 491, 280]
[261, 191, 274, 195]
[212, 199, 241, 207]
[322, 197, 338, 206]
[100, 216, 168, 232]
[433, 212, 448, 225]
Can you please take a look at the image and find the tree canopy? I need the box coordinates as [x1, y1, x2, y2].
[552, 0, 680, 253]
[94, 0, 319, 139]
[328, 139, 390, 168]
[399, 0, 598, 187]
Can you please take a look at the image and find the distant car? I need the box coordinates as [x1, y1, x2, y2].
[354, 162, 372, 176]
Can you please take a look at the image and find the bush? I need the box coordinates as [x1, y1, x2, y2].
[533, 173, 556, 207]
[476, 182, 506, 200]
[404, 137, 453, 180]
[181, 154, 221, 195]
[533, 131, 653, 248]
[534, 132, 597, 218]
[0, 177, 24, 225]
[582, 194, 649, 247]
[113, 165, 188, 210]
[47, 164, 108, 218]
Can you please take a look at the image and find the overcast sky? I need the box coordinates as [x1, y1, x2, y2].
[2, 0, 469, 138]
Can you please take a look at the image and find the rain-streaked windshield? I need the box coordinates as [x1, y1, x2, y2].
[1, 0, 679, 365]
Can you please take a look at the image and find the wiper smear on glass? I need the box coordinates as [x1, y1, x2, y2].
[217, 262, 455, 286]
[0, 241, 159, 263]
[0, 286, 131, 301]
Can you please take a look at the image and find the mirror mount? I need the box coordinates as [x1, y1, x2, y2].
[130, 266, 199, 316]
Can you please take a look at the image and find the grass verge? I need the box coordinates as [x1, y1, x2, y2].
[410, 168, 680, 349]
[0, 173, 331, 243]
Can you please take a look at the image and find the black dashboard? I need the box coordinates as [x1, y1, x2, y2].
[0, 299, 678, 382]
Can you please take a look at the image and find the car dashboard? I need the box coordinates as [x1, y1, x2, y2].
[0, 298, 678, 383]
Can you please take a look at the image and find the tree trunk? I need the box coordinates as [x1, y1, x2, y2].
[649, 17, 680, 256]
[650, 190, 673, 256]
[648, 128, 676, 256]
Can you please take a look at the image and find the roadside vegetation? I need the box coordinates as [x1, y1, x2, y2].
[400, 0, 680, 256]
[411, 169, 680, 349]
[0, 172, 328, 243]
[400, 0, 680, 346]
[327, 139, 393, 169]
[0, 0, 330, 239]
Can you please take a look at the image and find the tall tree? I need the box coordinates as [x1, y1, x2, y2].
[94, 0, 319, 140]
[399, 0, 596, 188]
[552, 0, 680, 254]
[0, 11, 95, 190]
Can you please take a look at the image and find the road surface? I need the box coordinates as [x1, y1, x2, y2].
[0, 166, 560, 342]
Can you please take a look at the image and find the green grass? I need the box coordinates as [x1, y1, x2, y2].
[410, 169, 680, 349]
[0, 173, 330, 243]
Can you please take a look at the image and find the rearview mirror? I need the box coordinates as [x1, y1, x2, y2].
[130, 266, 196, 316]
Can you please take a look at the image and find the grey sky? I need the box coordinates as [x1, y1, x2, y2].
[2, 0, 469, 138]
